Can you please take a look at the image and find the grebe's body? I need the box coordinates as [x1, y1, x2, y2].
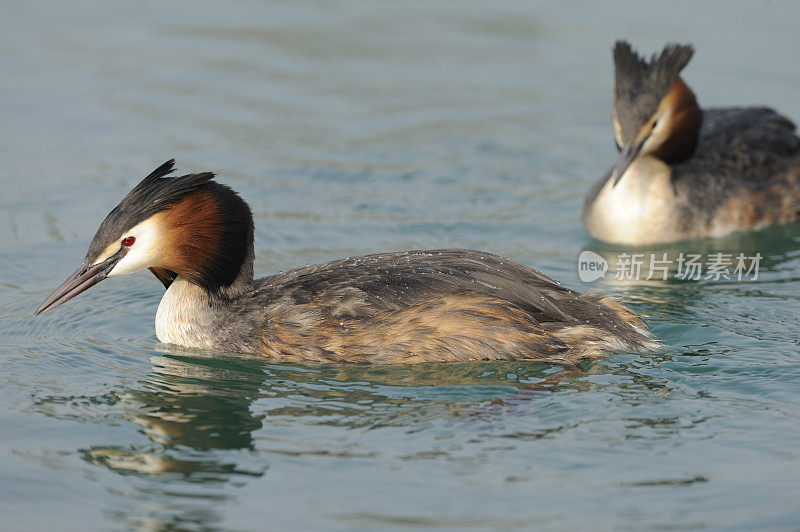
[583, 41, 800, 245]
[153, 249, 654, 364]
[37, 161, 657, 364]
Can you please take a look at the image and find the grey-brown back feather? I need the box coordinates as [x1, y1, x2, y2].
[253, 250, 575, 322]
[215, 249, 655, 363]
[669, 107, 800, 225]
[673, 108, 800, 190]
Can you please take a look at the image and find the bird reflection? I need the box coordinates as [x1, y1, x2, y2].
[584, 220, 800, 289]
[83, 351, 268, 479]
[579, 221, 800, 334]
[79, 350, 680, 469]
[62, 348, 675, 529]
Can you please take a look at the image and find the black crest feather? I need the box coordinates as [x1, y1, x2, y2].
[614, 41, 694, 102]
[613, 40, 695, 143]
[124, 159, 216, 219]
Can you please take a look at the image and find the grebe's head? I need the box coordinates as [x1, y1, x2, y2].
[35, 160, 254, 316]
[611, 40, 701, 186]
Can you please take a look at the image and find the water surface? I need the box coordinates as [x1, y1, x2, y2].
[2, 1, 800, 529]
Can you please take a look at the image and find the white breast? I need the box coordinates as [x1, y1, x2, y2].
[583, 155, 681, 245]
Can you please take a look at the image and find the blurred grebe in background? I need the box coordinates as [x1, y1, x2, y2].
[583, 40, 800, 245]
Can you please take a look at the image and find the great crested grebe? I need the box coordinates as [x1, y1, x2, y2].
[36, 160, 657, 364]
[583, 40, 800, 245]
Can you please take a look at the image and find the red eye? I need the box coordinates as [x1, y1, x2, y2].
[121, 236, 135, 247]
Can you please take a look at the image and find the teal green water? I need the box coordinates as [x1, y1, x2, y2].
[2, 2, 800, 530]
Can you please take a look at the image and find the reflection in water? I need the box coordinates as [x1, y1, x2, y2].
[79, 353, 270, 529]
[77, 351, 676, 447]
[6, 0, 800, 526]
[581, 222, 800, 342]
[84, 354, 267, 479]
[29, 350, 677, 529]
[584, 221, 800, 289]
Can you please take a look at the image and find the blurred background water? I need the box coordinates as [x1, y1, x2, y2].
[2, 1, 800, 530]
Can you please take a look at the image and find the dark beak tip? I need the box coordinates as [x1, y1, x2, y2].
[32, 260, 112, 318]
[611, 139, 646, 188]
[34, 297, 57, 317]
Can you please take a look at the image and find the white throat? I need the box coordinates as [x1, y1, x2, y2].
[155, 276, 217, 349]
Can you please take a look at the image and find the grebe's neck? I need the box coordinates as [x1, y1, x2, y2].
[153, 263, 256, 350]
[209, 241, 255, 300]
[155, 276, 218, 349]
[151, 180, 257, 349]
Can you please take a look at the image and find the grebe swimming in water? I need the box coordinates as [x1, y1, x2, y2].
[36, 160, 656, 364]
[583, 40, 800, 245]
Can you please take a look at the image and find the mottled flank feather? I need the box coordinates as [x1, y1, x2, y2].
[205, 249, 659, 364]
